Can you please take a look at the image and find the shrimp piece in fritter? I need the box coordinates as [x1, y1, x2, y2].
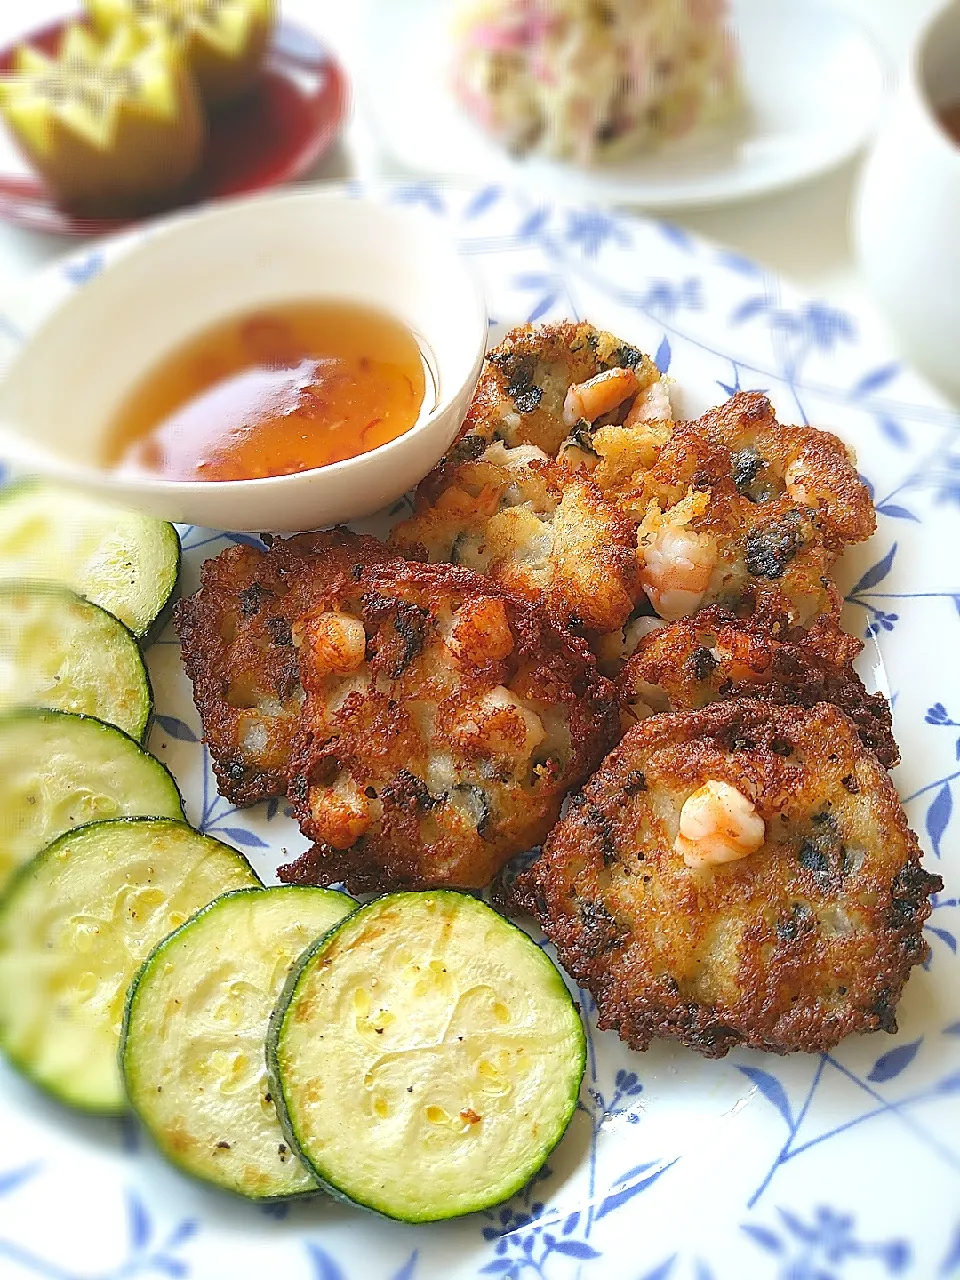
[563, 367, 639, 427]
[624, 377, 672, 427]
[514, 699, 942, 1058]
[674, 780, 765, 869]
[637, 495, 718, 621]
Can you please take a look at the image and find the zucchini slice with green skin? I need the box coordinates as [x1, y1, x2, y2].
[268, 891, 586, 1223]
[122, 885, 355, 1200]
[0, 709, 183, 893]
[0, 480, 180, 637]
[0, 818, 259, 1113]
[0, 583, 152, 740]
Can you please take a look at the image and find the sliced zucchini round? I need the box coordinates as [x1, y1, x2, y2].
[0, 583, 152, 740]
[0, 709, 183, 893]
[0, 480, 180, 637]
[268, 891, 586, 1223]
[0, 818, 260, 1113]
[122, 886, 356, 1200]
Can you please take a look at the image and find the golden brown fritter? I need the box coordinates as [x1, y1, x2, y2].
[618, 607, 898, 768]
[602, 423, 847, 632]
[397, 324, 873, 652]
[443, 320, 662, 464]
[390, 442, 640, 634]
[279, 560, 618, 894]
[174, 530, 395, 806]
[694, 391, 875, 554]
[391, 320, 665, 636]
[515, 701, 940, 1058]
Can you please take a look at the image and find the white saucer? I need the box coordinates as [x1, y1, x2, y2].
[361, 0, 889, 209]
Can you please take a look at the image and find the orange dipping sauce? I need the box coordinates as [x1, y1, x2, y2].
[104, 301, 433, 482]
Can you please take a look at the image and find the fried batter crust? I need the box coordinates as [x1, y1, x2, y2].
[394, 328, 875, 648]
[618, 607, 898, 768]
[694, 391, 876, 554]
[391, 443, 640, 634]
[174, 530, 394, 806]
[441, 320, 661, 466]
[611, 423, 846, 631]
[391, 320, 662, 636]
[516, 701, 940, 1057]
[279, 560, 618, 894]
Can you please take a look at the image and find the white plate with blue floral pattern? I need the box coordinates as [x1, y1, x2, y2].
[0, 181, 957, 1280]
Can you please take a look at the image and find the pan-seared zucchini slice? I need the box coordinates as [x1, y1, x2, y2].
[0, 480, 180, 637]
[268, 891, 585, 1222]
[0, 583, 152, 740]
[0, 709, 183, 893]
[122, 886, 355, 1200]
[0, 819, 259, 1113]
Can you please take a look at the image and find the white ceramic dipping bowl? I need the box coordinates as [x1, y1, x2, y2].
[0, 188, 488, 532]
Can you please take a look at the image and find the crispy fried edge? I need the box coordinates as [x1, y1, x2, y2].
[516, 700, 939, 1057]
[279, 558, 620, 892]
[174, 528, 397, 805]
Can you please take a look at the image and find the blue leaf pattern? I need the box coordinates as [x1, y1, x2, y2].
[390, 1249, 419, 1280]
[928, 926, 958, 954]
[464, 186, 502, 219]
[877, 416, 909, 449]
[307, 1243, 346, 1280]
[658, 221, 693, 250]
[926, 785, 953, 858]
[518, 208, 549, 239]
[551, 1240, 602, 1259]
[63, 253, 104, 285]
[527, 294, 559, 323]
[940, 1223, 960, 1275]
[716, 250, 763, 277]
[595, 1161, 677, 1221]
[154, 715, 198, 742]
[738, 1066, 794, 1127]
[731, 296, 770, 325]
[852, 363, 901, 397]
[655, 336, 672, 374]
[849, 543, 898, 595]
[216, 826, 270, 850]
[164, 1220, 199, 1250]
[867, 1039, 923, 1083]
[877, 504, 919, 522]
[639, 1259, 677, 1280]
[127, 1192, 152, 1251]
[741, 1225, 784, 1254]
[0, 1164, 40, 1197]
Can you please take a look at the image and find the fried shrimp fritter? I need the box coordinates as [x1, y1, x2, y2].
[390, 441, 640, 633]
[603, 424, 849, 631]
[174, 530, 394, 806]
[394, 323, 874, 652]
[447, 320, 663, 462]
[515, 701, 940, 1057]
[391, 321, 665, 635]
[561, 392, 875, 635]
[618, 607, 898, 768]
[278, 561, 618, 894]
[694, 391, 875, 554]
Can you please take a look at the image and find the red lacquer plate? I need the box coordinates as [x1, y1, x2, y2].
[0, 16, 349, 236]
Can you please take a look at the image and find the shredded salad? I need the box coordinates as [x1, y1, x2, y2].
[451, 0, 741, 164]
